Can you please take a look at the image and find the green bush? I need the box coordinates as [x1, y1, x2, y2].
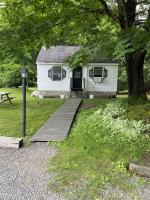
[118, 66, 128, 91]
[144, 63, 150, 91]
[117, 63, 150, 92]
[92, 101, 150, 154]
[50, 101, 150, 199]
[0, 62, 36, 88]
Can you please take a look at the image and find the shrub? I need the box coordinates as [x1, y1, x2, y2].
[50, 101, 150, 199]
[0, 61, 37, 88]
[90, 101, 150, 155]
[118, 66, 128, 91]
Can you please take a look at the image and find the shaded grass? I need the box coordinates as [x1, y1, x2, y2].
[127, 103, 150, 124]
[0, 88, 64, 137]
[49, 97, 150, 199]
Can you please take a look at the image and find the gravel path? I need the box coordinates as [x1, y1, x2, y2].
[0, 143, 66, 200]
[1, 143, 150, 200]
[98, 181, 150, 200]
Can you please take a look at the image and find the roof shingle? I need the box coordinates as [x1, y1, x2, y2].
[36, 46, 80, 63]
[36, 45, 118, 64]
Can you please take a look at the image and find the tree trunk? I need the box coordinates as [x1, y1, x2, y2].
[125, 49, 147, 98]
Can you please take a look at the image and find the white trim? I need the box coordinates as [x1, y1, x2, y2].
[88, 63, 119, 66]
[51, 66, 63, 81]
[36, 62, 119, 66]
[36, 62, 65, 65]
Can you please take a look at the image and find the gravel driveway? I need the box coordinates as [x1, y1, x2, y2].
[1, 143, 150, 200]
[0, 143, 66, 200]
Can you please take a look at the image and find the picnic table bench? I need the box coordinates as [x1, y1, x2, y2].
[0, 92, 16, 104]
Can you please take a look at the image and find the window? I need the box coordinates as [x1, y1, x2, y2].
[53, 66, 61, 81]
[93, 67, 103, 77]
[74, 71, 81, 78]
[89, 66, 108, 80]
[48, 66, 66, 81]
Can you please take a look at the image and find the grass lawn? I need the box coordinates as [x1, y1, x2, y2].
[49, 96, 150, 199]
[0, 88, 64, 138]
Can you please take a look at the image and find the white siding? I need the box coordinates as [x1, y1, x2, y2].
[87, 64, 118, 92]
[37, 64, 72, 91]
[37, 63, 118, 93]
[82, 67, 88, 90]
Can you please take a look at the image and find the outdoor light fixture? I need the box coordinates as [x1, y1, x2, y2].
[21, 68, 28, 138]
[21, 68, 28, 79]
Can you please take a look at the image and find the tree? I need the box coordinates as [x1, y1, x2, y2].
[0, 0, 150, 98]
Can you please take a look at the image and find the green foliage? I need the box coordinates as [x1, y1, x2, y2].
[0, 0, 150, 95]
[0, 63, 22, 87]
[49, 99, 150, 199]
[118, 62, 150, 92]
[118, 64, 128, 91]
[92, 102, 150, 153]
[144, 60, 150, 91]
[0, 61, 37, 88]
[0, 3, 39, 87]
[1, 0, 150, 60]
[127, 103, 150, 124]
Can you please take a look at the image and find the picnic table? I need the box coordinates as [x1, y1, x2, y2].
[0, 92, 16, 104]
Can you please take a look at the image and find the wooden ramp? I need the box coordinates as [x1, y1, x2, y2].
[30, 99, 82, 142]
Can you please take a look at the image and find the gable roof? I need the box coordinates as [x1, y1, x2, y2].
[36, 46, 80, 63]
[36, 45, 118, 64]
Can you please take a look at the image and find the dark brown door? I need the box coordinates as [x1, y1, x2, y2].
[72, 67, 82, 90]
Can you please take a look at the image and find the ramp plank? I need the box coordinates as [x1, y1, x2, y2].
[30, 99, 81, 142]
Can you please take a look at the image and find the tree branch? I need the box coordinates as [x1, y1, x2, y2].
[148, 6, 150, 20]
[144, 6, 150, 33]
[96, 0, 119, 23]
[116, 0, 129, 28]
[73, 5, 106, 15]
[126, 0, 137, 26]
[137, 0, 149, 5]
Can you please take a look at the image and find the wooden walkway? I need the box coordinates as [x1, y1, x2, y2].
[30, 99, 82, 142]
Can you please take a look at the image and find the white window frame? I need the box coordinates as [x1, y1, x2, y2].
[89, 66, 108, 82]
[48, 66, 66, 81]
[93, 66, 104, 78]
[52, 66, 62, 81]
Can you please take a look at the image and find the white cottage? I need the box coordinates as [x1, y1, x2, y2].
[36, 46, 119, 98]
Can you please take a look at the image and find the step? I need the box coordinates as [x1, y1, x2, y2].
[70, 91, 88, 99]
[0, 136, 23, 149]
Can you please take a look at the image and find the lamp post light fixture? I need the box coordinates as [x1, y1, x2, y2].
[21, 68, 28, 138]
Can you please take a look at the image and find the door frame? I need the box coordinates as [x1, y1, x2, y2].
[72, 67, 83, 91]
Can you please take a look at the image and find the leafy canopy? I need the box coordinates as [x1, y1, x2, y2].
[0, 0, 150, 65]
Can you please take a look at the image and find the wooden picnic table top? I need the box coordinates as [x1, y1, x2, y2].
[0, 92, 11, 95]
[0, 92, 15, 104]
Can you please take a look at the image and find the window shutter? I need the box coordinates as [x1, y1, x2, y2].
[89, 68, 93, 79]
[62, 68, 66, 79]
[48, 68, 52, 80]
[104, 68, 108, 78]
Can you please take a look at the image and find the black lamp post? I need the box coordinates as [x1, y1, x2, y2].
[21, 68, 28, 138]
